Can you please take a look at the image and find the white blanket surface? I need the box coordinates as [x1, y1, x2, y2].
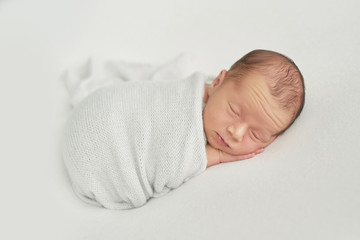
[61, 56, 209, 209]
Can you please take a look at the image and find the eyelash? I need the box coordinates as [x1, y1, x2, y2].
[250, 131, 260, 141]
[229, 104, 240, 118]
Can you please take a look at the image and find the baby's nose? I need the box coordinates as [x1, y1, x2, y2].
[227, 123, 248, 142]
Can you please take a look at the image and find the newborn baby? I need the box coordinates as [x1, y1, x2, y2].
[62, 49, 305, 209]
[204, 50, 304, 167]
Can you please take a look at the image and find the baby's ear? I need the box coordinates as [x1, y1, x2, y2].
[209, 70, 227, 93]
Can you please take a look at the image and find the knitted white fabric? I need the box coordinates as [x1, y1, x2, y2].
[62, 73, 208, 209]
[60, 54, 210, 108]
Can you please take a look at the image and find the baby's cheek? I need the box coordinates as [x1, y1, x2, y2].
[230, 141, 257, 155]
[243, 138, 263, 154]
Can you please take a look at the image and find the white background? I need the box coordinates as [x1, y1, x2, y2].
[1, 0, 359, 239]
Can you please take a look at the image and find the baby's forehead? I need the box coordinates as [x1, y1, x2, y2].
[228, 72, 270, 96]
[227, 76, 292, 133]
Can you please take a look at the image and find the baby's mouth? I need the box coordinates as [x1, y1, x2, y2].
[216, 132, 230, 148]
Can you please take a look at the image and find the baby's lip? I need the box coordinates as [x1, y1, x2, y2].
[216, 132, 230, 148]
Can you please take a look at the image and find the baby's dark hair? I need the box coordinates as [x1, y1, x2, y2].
[228, 49, 305, 135]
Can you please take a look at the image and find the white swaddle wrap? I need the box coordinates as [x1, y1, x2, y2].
[61, 56, 209, 209]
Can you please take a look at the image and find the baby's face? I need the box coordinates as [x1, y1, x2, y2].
[203, 70, 291, 155]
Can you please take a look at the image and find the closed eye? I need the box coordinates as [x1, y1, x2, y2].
[229, 103, 240, 118]
[250, 130, 265, 142]
[249, 130, 259, 141]
[251, 130, 272, 143]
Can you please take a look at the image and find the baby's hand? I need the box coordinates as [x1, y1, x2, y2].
[206, 144, 264, 167]
[219, 148, 264, 164]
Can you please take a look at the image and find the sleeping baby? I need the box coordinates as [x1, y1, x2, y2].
[62, 49, 305, 209]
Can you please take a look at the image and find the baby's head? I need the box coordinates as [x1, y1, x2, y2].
[203, 49, 305, 155]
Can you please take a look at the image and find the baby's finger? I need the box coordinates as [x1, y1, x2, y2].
[220, 152, 250, 163]
[237, 152, 256, 160]
[255, 148, 264, 155]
